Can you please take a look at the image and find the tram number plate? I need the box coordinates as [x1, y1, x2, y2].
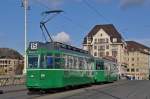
[30, 42, 38, 50]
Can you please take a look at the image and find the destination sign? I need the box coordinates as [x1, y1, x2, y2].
[30, 42, 38, 50]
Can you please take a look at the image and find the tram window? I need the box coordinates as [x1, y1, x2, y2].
[79, 58, 83, 69]
[96, 62, 100, 70]
[70, 57, 75, 69]
[84, 59, 87, 70]
[28, 56, 38, 68]
[74, 57, 77, 69]
[47, 53, 52, 56]
[54, 53, 60, 57]
[64, 55, 68, 69]
[66, 56, 70, 69]
[46, 56, 53, 68]
[96, 61, 104, 70]
[40, 56, 45, 68]
[100, 62, 104, 70]
[55, 58, 61, 69]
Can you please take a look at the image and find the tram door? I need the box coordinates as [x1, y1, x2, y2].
[104, 62, 111, 79]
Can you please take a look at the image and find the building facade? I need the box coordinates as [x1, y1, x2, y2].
[0, 48, 24, 76]
[83, 24, 128, 78]
[126, 41, 150, 80]
[0, 59, 24, 75]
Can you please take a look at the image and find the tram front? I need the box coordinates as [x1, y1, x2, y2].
[26, 42, 64, 91]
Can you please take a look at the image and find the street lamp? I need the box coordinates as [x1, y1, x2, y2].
[22, 0, 29, 74]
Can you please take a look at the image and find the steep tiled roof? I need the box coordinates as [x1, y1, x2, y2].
[83, 24, 123, 44]
[126, 41, 150, 54]
[0, 48, 23, 59]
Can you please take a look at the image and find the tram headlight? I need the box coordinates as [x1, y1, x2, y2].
[41, 74, 46, 78]
[30, 75, 34, 78]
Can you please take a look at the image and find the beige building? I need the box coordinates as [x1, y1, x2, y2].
[0, 59, 24, 75]
[126, 41, 150, 80]
[83, 24, 128, 77]
[0, 48, 24, 76]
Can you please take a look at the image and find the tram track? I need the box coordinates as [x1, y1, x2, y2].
[38, 80, 129, 99]
[28, 80, 150, 99]
[57, 80, 145, 99]
[1, 80, 130, 99]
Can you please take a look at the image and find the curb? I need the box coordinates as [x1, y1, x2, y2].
[0, 88, 27, 94]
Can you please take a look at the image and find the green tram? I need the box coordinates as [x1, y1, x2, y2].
[26, 41, 118, 91]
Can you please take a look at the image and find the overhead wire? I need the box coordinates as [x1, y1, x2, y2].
[61, 13, 89, 31]
[32, 0, 89, 31]
[83, 0, 111, 23]
[31, 0, 50, 9]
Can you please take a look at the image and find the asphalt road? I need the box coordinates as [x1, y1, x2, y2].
[1, 80, 150, 99]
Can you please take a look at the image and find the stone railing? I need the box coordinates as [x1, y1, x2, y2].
[0, 75, 25, 87]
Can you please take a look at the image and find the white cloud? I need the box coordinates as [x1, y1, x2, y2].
[35, 0, 63, 9]
[34, 0, 113, 9]
[52, 32, 71, 44]
[120, 0, 146, 9]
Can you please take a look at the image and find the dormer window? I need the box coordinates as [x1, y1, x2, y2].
[113, 38, 117, 43]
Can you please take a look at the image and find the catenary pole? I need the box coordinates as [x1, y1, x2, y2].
[23, 0, 28, 74]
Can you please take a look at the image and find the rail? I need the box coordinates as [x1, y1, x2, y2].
[0, 75, 25, 87]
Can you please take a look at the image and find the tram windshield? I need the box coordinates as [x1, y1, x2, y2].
[28, 56, 39, 68]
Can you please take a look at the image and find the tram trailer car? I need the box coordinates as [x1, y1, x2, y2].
[94, 58, 118, 83]
[26, 42, 118, 91]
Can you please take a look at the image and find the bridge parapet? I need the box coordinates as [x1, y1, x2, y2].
[0, 75, 25, 87]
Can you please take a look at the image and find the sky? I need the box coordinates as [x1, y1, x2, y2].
[0, 0, 150, 54]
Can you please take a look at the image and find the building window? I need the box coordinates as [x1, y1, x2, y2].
[137, 58, 139, 61]
[106, 52, 109, 56]
[99, 45, 105, 50]
[106, 38, 109, 43]
[112, 45, 118, 51]
[113, 38, 117, 42]
[5, 69, 7, 73]
[100, 33, 103, 37]
[99, 39, 105, 43]
[94, 39, 97, 43]
[94, 52, 97, 56]
[132, 58, 134, 61]
[112, 51, 117, 57]
[127, 68, 130, 72]
[100, 52, 105, 57]
[136, 68, 139, 72]
[106, 45, 109, 49]
[131, 68, 135, 72]
[5, 60, 7, 64]
[94, 46, 97, 50]
[132, 64, 134, 66]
